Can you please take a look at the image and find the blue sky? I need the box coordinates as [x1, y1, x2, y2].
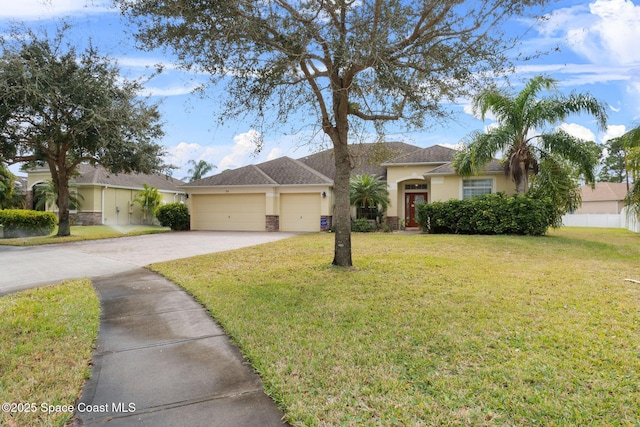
[2, 0, 639, 180]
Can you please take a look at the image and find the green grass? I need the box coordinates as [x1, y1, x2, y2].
[150, 227, 640, 426]
[0, 224, 169, 246]
[0, 280, 100, 427]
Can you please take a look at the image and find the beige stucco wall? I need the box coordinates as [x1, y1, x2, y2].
[575, 200, 624, 214]
[385, 163, 516, 227]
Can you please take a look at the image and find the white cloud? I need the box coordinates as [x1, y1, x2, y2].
[266, 147, 283, 161]
[139, 84, 199, 97]
[217, 130, 263, 171]
[0, 0, 111, 19]
[601, 124, 626, 143]
[541, 0, 640, 66]
[557, 123, 596, 142]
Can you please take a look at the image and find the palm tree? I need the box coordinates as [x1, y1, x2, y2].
[453, 75, 607, 194]
[187, 160, 215, 182]
[33, 180, 83, 211]
[349, 174, 390, 222]
[620, 125, 640, 214]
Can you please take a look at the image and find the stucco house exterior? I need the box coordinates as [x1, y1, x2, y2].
[573, 182, 629, 214]
[184, 142, 515, 232]
[27, 164, 186, 225]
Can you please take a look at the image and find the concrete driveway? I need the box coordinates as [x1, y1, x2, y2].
[0, 231, 298, 296]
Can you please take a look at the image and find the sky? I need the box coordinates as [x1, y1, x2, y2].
[1, 0, 639, 180]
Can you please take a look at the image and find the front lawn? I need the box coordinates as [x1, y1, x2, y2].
[0, 224, 169, 246]
[150, 228, 640, 426]
[0, 280, 100, 426]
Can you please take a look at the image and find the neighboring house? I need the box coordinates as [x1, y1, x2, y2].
[574, 182, 629, 214]
[27, 164, 186, 225]
[184, 142, 515, 232]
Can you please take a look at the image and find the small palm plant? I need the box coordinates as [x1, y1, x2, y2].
[134, 183, 162, 224]
[34, 180, 83, 211]
[349, 174, 390, 223]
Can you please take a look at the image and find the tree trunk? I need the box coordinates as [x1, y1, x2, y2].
[332, 134, 353, 267]
[51, 165, 72, 237]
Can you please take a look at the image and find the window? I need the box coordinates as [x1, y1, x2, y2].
[462, 179, 492, 199]
[405, 183, 428, 190]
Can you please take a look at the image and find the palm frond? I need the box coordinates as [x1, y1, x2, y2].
[539, 131, 598, 185]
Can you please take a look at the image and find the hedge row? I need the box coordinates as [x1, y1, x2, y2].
[416, 193, 555, 236]
[156, 202, 190, 231]
[0, 210, 57, 238]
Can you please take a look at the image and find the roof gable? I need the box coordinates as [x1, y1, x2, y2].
[383, 144, 457, 165]
[298, 141, 422, 180]
[188, 164, 276, 186]
[580, 182, 629, 202]
[257, 157, 333, 185]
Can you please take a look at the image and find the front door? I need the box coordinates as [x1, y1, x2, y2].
[405, 193, 427, 227]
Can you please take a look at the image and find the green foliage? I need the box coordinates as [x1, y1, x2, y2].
[351, 217, 376, 233]
[33, 179, 83, 211]
[0, 209, 56, 238]
[598, 136, 627, 183]
[0, 27, 165, 236]
[349, 174, 390, 222]
[528, 155, 581, 227]
[454, 75, 607, 194]
[134, 184, 162, 224]
[156, 202, 190, 231]
[187, 159, 215, 182]
[0, 163, 19, 209]
[416, 193, 554, 236]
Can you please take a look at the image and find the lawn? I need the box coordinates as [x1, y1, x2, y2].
[0, 279, 100, 427]
[149, 228, 640, 426]
[0, 224, 169, 246]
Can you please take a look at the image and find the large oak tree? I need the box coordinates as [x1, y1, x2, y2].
[117, 0, 550, 266]
[0, 28, 165, 236]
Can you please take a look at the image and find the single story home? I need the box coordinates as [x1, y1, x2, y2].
[184, 142, 514, 232]
[27, 164, 186, 225]
[574, 182, 630, 214]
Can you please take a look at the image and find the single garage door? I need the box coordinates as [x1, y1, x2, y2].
[191, 194, 266, 231]
[280, 193, 321, 232]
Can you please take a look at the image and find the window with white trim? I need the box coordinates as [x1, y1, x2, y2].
[462, 179, 492, 199]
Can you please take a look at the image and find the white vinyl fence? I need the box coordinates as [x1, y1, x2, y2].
[562, 207, 640, 232]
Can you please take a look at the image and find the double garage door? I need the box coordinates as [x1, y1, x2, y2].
[191, 193, 321, 232]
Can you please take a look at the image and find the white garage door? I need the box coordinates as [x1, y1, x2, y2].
[191, 194, 265, 231]
[280, 193, 321, 232]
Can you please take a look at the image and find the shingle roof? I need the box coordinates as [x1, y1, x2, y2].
[187, 164, 276, 186]
[580, 182, 629, 202]
[298, 142, 422, 180]
[257, 157, 333, 185]
[186, 156, 333, 186]
[424, 159, 504, 175]
[71, 164, 185, 192]
[383, 144, 457, 165]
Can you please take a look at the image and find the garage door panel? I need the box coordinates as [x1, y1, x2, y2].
[280, 194, 320, 232]
[192, 194, 265, 231]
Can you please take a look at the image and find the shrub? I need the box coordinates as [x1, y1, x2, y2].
[155, 202, 190, 231]
[0, 210, 57, 238]
[416, 193, 555, 236]
[351, 217, 377, 232]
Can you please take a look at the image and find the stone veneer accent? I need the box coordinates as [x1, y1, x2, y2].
[74, 212, 103, 226]
[320, 215, 332, 231]
[266, 215, 279, 232]
[386, 216, 399, 231]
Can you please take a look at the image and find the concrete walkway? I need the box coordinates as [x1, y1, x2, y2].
[0, 231, 295, 426]
[74, 269, 286, 426]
